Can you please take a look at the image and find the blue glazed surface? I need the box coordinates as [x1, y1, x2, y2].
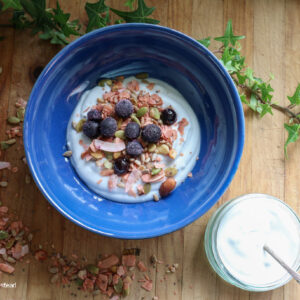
[23, 24, 244, 239]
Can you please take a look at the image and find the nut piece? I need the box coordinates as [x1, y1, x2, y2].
[63, 150, 72, 157]
[113, 152, 121, 159]
[169, 149, 177, 159]
[157, 144, 169, 155]
[165, 167, 178, 177]
[159, 178, 176, 197]
[148, 144, 156, 152]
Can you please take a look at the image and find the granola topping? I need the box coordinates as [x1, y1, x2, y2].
[67, 76, 200, 202]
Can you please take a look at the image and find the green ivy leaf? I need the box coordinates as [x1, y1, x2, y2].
[85, 0, 110, 33]
[240, 93, 248, 104]
[287, 84, 300, 105]
[236, 72, 246, 84]
[245, 68, 254, 83]
[259, 82, 274, 102]
[115, 19, 124, 24]
[20, 0, 54, 33]
[53, 2, 80, 37]
[214, 19, 245, 47]
[2, 0, 22, 11]
[258, 103, 273, 118]
[124, 0, 135, 10]
[197, 37, 211, 48]
[110, 0, 159, 24]
[284, 123, 300, 157]
[249, 93, 258, 111]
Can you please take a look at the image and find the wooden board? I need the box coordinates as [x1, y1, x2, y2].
[0, 0, 299, 299]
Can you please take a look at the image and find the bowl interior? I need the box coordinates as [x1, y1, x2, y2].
[24, 24, 244, 239]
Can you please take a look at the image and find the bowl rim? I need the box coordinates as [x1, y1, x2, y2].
[23, 23, 245, 239]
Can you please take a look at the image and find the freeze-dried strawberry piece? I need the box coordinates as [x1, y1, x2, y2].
[122, 255, 136, 267]
[0, 263, 15, 274]
[98, 254, 119, 269]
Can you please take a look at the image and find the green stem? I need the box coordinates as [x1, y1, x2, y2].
[231, 76, 300, 123]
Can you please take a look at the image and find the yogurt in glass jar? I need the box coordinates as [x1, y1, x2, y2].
[205, 194, 300, 291]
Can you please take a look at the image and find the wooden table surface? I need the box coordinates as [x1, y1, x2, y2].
[1, 0, 300, 299]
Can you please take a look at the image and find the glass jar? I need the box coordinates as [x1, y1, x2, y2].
[204, 193, 300, 291]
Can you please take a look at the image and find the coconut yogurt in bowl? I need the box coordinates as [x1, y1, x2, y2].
[67, 75, 200, 203]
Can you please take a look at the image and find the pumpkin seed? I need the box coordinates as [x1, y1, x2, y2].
[150, 107, 160, 120]
[7, 116, 20, 124]
[92, 290, 101, 296]
[104, 160, 113, 169]
[49, 274, 59, 284]
[0, 230, 9, 240]
[165, 167, 178, 177]
[17, 107, 25, 121]
[104, 152, 113, 160]
[63, 150, 72, 157]
[78, 269, 87, 279]
[48, 267, 59, 274]
[131, 114, 141, 125]
[114, 278, 123, 294]
[135, 72, 149, 79]
[151, 168, 161, 176]
[86, 264, 99, 275]
[123, 283, 130, 297]
[74, 119, 86, 132]
[143, 183, 151, 194]
[98, 78, 112, 87]
[0, 181, 8, 188]
[5, 139, 16, 145]
[91, 151, 103, 160]
[148, 144, 156, 152]
[0, 142, 10, 150]
[117, 118, 123, 129]
[5, 238, 15, 249]
[136, 107, 148, 118]
[27, 233, 33, 241]
[74, 278, 83, 286]
[115, 130, 125, 139]
[7, 257, 16, 264]
[157, 144, 169, 155]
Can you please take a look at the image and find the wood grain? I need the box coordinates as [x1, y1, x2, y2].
[0, 0, 300, 299]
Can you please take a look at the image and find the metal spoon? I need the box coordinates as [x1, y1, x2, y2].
[263, 244, 300, 284]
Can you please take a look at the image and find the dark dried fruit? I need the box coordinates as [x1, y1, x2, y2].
[114, 157, 130, 175]
[87, 109, 102, 122]
[100, 117, 117, 138]
[115, 99, 133, 118]
[161, 108, 177, 125]
[82, 121, 100, 139]
[126, 140, 143, 156]
[125, 122, 140, 139]
[141, 124, 161, 143]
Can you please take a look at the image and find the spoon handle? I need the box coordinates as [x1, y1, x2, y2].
[263, 244, 300, 284]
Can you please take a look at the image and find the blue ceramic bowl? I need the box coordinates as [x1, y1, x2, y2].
[24, 24, 244, 239]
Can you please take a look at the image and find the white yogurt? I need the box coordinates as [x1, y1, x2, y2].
[67, 77, 200, 203]
[216, 195, 300, 287]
